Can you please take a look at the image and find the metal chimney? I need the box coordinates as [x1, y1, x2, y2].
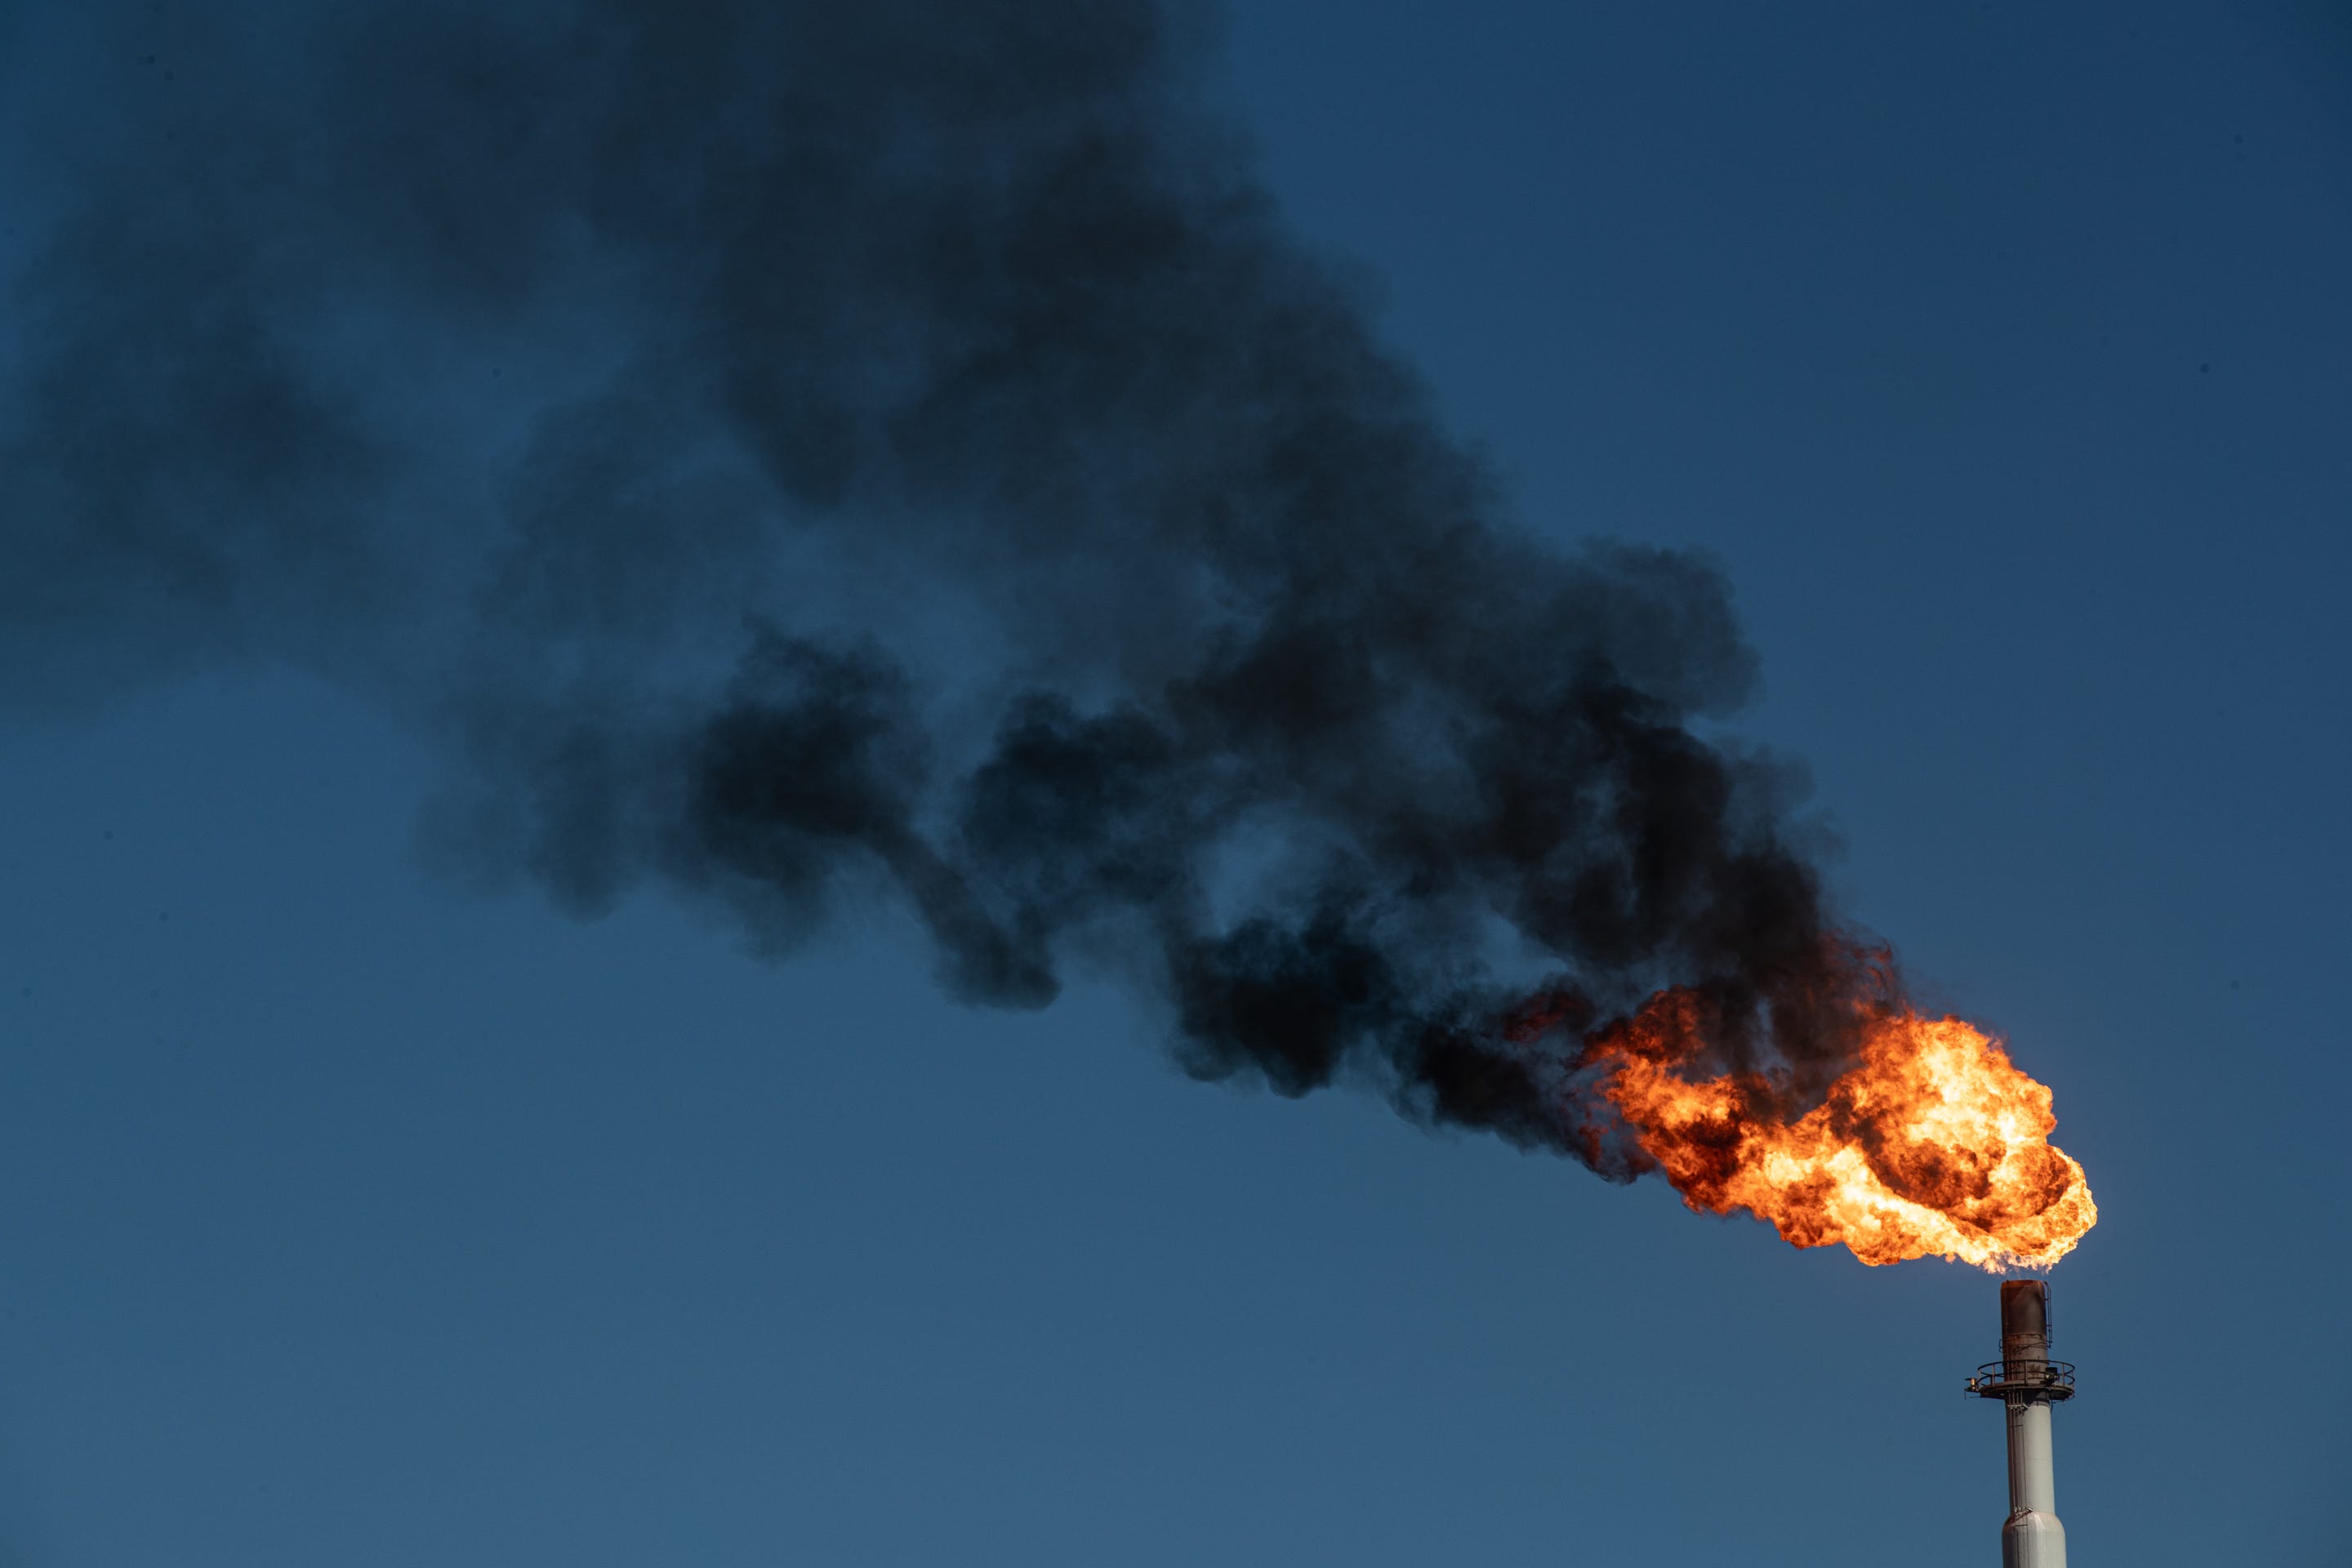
[1966, 1280, 2075, 1567]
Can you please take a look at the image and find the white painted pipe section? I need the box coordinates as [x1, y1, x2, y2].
[2002, 1396, 2065, 1568]
[2002, 1508, 2067, 1568]
[2007, 1397, 2056, 1515]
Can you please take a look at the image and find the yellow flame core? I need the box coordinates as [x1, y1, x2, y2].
[1593, 1009, 2097, 1270]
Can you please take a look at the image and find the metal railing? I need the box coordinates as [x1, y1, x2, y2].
[1965, 1360, 2077, 1400]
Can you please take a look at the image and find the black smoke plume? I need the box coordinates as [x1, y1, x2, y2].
[2, 0, 1882, 1166]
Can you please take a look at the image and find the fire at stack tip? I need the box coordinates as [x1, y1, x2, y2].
[1967, 1279, 2075, 1567]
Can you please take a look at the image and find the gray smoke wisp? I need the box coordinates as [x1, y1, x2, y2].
[3, 0, 1881, 1165]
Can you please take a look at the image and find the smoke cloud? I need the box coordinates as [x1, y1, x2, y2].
[2, 0, 1884, 1167]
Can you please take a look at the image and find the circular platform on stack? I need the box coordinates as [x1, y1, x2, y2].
[1967, 1361, 2077, 1400]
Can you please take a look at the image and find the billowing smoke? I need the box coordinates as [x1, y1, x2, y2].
[2, 0, 1886, 1167]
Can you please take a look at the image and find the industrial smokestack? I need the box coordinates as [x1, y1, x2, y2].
[1968, 1279, 2075, 1567]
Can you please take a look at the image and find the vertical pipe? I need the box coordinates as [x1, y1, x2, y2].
[1997, 1281, 2066, 1568]
[2006, 1400, 2056, 1515]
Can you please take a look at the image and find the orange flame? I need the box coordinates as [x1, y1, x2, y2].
[1580, 993, 2096, 1270]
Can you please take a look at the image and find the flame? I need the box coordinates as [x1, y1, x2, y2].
[1579, 994, 2096, 1270]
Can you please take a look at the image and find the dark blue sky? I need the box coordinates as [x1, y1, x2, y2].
[3, 3, 2348, 1565]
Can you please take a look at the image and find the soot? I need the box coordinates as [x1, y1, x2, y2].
[2, 0, 1885, 1165]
